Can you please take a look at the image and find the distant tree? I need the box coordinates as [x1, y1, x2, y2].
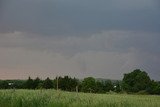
[10, 80, 25, 89]
[43, 77, 53, 89]
[114, 81, 121, 93]
[53, 76, 61, 90]
[146, 80, 160, 95]
[95, 81, 104, 93]
[103, 80, 114, 92]
[60, 76, 70, 91]
[122, 69, 151, 92]
[0, 80, 9, 89]
[81, 77, 96, 93]
[53, 76, 78, 91]
[33, 77, 41, 89]
[69, 77, 78, 91]
[25, 77, 34, 89]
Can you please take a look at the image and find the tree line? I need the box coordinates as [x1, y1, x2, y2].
[0, 69, 160, 95]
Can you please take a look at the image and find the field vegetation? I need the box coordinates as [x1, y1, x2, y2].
[0, 69, 160, 107]
[0, 89, 160, 107]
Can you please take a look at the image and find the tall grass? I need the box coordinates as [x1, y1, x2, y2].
[0, 89, 160, 107]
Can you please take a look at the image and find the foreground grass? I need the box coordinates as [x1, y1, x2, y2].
[0, 89, 160, 107]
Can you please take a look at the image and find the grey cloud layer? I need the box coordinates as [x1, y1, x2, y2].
[0, 0, 160, 35]
[0, 31, 160, 80]
[0, 31, 160, 54]
[0, 0, 159, 80]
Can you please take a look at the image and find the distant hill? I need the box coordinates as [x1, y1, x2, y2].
[95, 78, 121, 83]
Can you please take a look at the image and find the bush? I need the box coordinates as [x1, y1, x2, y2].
[136, 90, 149, 95]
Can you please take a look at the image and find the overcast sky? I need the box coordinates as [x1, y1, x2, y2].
[0, 0, 160, 80]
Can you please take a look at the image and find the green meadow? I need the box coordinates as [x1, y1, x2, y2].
[0, 89, 160, 107]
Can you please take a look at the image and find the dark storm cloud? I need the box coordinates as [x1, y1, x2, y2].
[0, 31, 160, 80]
[0, 0, 160, 36]
[0, 0, 160, 80]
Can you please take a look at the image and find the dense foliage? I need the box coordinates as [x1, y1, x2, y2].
[122, 69, 151, 92]
[0, 69, 160, 95]
[122, 69, 160, 95]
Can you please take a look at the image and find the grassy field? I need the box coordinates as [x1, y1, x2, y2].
[0, 89, 160, 107]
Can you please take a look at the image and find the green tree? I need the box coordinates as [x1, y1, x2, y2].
[43, 77, 53, 89]
[71, 77, 79, 91]
[95, 81, 104, 93]
[0, 80, 9, 89]
[53, 76, 78, 91]
[59, 76, 70, 91]
[114, 81, 121, 93]
[122, 69, 151, 92]
[25, 77, 34, 89]
[33, 77, 41, 89]
[81, 77, 96, 93]
[103, 80, 114, 92]
[147, 80, 160, 95]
